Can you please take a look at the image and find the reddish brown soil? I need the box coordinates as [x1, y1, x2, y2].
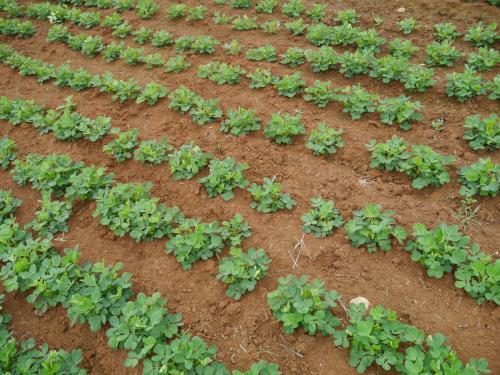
[1, 0, 499, 374]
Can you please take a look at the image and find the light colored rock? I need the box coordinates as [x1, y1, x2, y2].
[396, 7, 406, 13]
[349, 296, 370, 310]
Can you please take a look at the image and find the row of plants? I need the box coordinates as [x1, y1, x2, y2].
[17, 0, 500, 103]
[0, 295, 87, 373]
[0, 95, 112, 141]
[7, 0, 500, 103]
[267, 275, 491, 374]
[367, 135, 499, 193]
[1, 94, 496, 305]
[297, 194, 499, 305]
[0, 192, 279, 373]
[0, 44, 491, 203]
[209, 0, 498, 49]
[0, 16, 35, 37]
[0, 42, 172, 104]
[2, 185, 492, 374]
[44, 21, 429, 129]
[4, 140, 272, 300]
[13, 1, 500, 105]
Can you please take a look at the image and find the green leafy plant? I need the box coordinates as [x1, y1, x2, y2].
[264, 112, 305, 144]
[458, 158, 499, 197]
[301, 197, 344, 238]
[337, 50, 375, 78]
[233, 361, 280, 375]
[11, 153, 83, 197]
[164, 54, 190, 73]
[303, 80, 335, 107]
[367, 137, 456, 189]
[355, 28, 386, 52]
[261, 20, 281, 34]
[65, 165, 115, 201]
[102, 42, 125, 61]
[198, 158, 249, 200]
[388, 38, 419, 58]
[106, 292, 182, 367]
[246, 44, 277, 62]
[333, 84, 378, 120]
[400, 64, 437, 92]
[306, 123, 344, 156]
[168, 86, 200, 113]
[366, 135, 410, 172]
[446, 69, 487, 102]
[345, 203, 407, 252]
[112, 22, 133, 38]
[0, 137, 15, 169]
[0, 18, 36, 38]
[273, 72, 306, 98]
[186, 6, 207, 21]
[463, 113, 499, 151]
[189, 98, 223, 125]
[165, 218, 224, 269]
[217, 247, 270, 300]
[369, 55, 409, 83]
[285, 18, 307, 35]
[68, 262, 132, 332]
[232, 15, 258, 30]
[134, 138, 173, 165]
[132, 27, 151, 44]
[280, 47, 305, 67]
[333, 304, 421, 373]
[221, 107, 261, 136]
[306, 23, 335, 46]
[256, 0, 278, 13]
[231, 0, 252, 8]
[335, 9, 357, 25]
[307, 3, 326, 21]
[120, 46, 144, 65]
[247, 176, 295, 213]
[398, 17, 418, 34]
[465, 22, 498, 47]
[167, 143, 211, 180]
[424, 40, 461, 67]
[267, 275, 341, 335]
[376, 96, 423, 131]
[282, 0, 305, 17]
[304, 46, 336, 72]
[143, 334, 224, 373]
[197, 61, 246, 85]
[434, 22, 459, 41]
[166, 3, 186, 19]
[135, 0, 159, 19]
[213, 11, 231, 25]
[222, 39, 242, 55]
[151, 30, 174, 47]
[93, 182, 172, 242]
[487, 74, 500, 100]
[406, 223, 478, 278]
[142, 53, 164, 69]
[0, 189, 21, 223]
[103, 128, 139, 162]
[136, 83, 167, 105]
[26, 193, 72, 237]
[455, 246, 499, 305]
[220, 214, 252, 246]
[247, 68, 275, 89]
[466, 47, 499, 72]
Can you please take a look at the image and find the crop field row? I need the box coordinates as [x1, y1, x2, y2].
[0, 0, 498, 374]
